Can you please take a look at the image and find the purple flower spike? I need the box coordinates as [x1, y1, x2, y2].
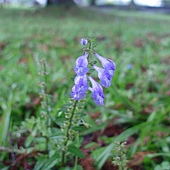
[80, 38, 88, 46]
[88, 76, 104, 106]
[74, 75, 89, 92]
[93, 65, 112, 88]
[71, 75, 88, 100]
[71, 85, 86, 100]
[94, 52, 116, 77]
[74, 52, 89, 76]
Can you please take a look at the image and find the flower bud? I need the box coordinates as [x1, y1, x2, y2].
[80, 38, 88, 46]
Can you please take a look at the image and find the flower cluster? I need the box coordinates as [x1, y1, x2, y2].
[71, 38, 116, 106]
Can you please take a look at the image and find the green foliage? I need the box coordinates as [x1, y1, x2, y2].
[34, 154, 60, 170]
[94, 144, 114, 169]
[155, 161, 170, 170]
[67, 144, 85, 158]
[0, 93, 14, 145]
[0, 6, 170, 169]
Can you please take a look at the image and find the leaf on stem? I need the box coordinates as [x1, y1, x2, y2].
[68, 144, 85, 158]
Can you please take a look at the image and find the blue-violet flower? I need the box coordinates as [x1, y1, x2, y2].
[93, 65, 112, 88]
[127, 64, 133, 69]
[94, 52, 116, 77]
[88, 76, 104, 106]
[71, 75, 88, 100]
[74, 52, 89, 76]
[80, 38, 88, 46]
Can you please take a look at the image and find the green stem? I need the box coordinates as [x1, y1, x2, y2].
[41, 125, 58, 152]
[74, 156, 78, 170]
[40, 60, 51, 151]
[61, 100, 78, 166]
[42, 62, 51, 127]
[89, 40, 92, 50]
[45, 136, 49, 151]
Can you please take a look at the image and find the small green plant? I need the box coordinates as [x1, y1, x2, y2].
[155, 161, 170, 170]
[112, 141, 128, 170]
[0, 38, 116, 169]
[60, 37, 116, 167]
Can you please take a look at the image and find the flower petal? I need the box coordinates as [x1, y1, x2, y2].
[94, 52, 116, 77]
[88, 76, 104, 106]
[76, 52, 88, 67]
[93, 65, 104, 79]
[71, 85, 86, 100]
[74, 52, 89, 76]
[100, 75, 112, 88]
[92, 91, 104, 106]
[71, 75, 89, 100]
[93, 65, 112, 88]
[74, 75, 89, 92]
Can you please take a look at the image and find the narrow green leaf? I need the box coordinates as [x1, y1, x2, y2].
[147, 153, 170, 158]
[76, 112, 86, 117]
[114, 122, 148, 142]
[40, 155, 59, 170]
[95, 143, 114, 170]
[68, 144, 85, 158]
[33, 155, 47, 170]
[0, 93, 14, 145]
[72, 126, 86, 131]
[156, 138, 170, 153]
[25, 136, 34, 147]
[84, 142, 97, 149]
[1, 167, 10, 170]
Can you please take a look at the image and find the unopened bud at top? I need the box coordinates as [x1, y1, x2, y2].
[80, 38, 88, 46]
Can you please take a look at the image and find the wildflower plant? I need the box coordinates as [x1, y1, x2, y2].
[61, 38, 116, 166]
[0, 38, 116, 169]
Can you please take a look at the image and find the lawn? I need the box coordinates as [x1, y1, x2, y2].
[0, 5, 170, 170]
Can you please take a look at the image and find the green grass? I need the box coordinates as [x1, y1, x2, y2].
[0, 6, 170, 169]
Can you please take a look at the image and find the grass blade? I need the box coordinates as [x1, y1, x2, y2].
[0, 93, 14, 145]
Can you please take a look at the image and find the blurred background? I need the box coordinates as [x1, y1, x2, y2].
[0, 0, 170, 8]
[1, 0, 170, 169]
